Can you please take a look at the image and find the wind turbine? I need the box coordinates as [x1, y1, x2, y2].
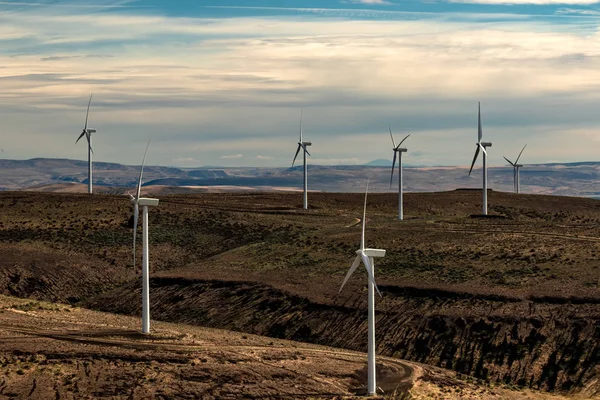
[468, 102, 492, 215]
[291, 109, 311, 210]
[130, 140, 159, 335]
[75, 94, 96, 194]
[389, 127, 410, 220]
[339, 179, 386, 396]
[504, 144, 527, 194]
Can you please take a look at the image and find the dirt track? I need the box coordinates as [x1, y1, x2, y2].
[0, 295, 417, 399]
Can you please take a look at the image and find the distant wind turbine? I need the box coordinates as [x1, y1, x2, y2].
[291, 109, 312, 209]
[504, 144, 527, 194]
[389, 126, 410, 220]
[468, 102, 492, 215]
[75, 94, 97, 194]
[339, 179, 386, 396]
[130, 140, 159, 335]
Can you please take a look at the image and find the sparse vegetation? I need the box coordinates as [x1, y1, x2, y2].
[1, 190, 600, 398]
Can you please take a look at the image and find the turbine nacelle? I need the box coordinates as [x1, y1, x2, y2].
[504, 145, 527, 168]
[138, 198, 159, 207]
[359, 248, 386, 258]
[480, 141, 492, 148]
[87, 129, 96, 134]
[339, 179, 386, 297]
[300, 141, 312, 147]
[389, 128, 410, 189]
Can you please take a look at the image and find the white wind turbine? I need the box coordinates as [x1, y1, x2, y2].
[468, 102, 492, 216]
[504, 144, 527, 194]
[389, 126, 410, 220]
[75, 94, 96, 194]
[130, 140, 159, 334]
[291, 109, 312, 210]
[339, 179, 386, 396]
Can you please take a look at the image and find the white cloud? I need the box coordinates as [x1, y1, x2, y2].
[1, 3, 600, 167]
[556, 7, 600, 14]
[171, 157, 200, 165]
[220, 154, 244, 159]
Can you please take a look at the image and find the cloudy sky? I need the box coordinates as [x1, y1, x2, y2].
[0, 0, 599, 168]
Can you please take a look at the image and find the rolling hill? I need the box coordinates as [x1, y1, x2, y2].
[1, 157, 600, 196]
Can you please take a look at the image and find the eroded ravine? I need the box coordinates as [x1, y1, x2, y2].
[87, 277, 600, 397]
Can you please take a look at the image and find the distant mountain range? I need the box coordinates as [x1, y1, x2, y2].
[364, 159, 392, 167]
[363, 158, 426, 167]
[1, 157, 599, 197]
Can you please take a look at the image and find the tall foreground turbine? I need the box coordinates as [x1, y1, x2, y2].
[75, 94, 96, 194]
[389, 127, 410, 220]
[339, 179, 386, 396]
[504, 144, 527, 194]
[291, 109, 311, 209]
[130, 141, 159, 334]
[468, 102, 492, 215]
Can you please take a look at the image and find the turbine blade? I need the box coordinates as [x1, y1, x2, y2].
[515, 144, 527, 164]
[133, 203, 139, 268]
[299, 108, 303, 142]
[361, 178, 369, 250]
[390, 151, 397, 188]
[86, 133, 94, 154]
[480, 144, 487, 156]
[304, 145, 311, 157]
[361, 252, 382, 297]
[478, 101, 482, 143]
[389, 126, 396, 148]
[75, 130, 85, 144]
[339, 255, 361, 293]
[468, 145, 481, 176]
[84, 94, 93, 131]
[137, 139, 151, 199]
[503, 156, 515, 166]
[292, 144, 301, 167]
[398, 133, 411, 148]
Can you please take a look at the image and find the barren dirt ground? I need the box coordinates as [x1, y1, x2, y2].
[2, 190, 600, 398]
[0, 295, 579, 399]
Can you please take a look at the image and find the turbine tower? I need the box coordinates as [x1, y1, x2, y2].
[130, 140, 159, 335]
[504, 144, 527, 194]
[339, 179, 386, 396]
[468, 102, 492, 215]
[75, 94, 96, 194]
[389, 126, 410, 220]
[292, 109, 311, 209]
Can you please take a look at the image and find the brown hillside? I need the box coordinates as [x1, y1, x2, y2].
[1, 190, 600, 395]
